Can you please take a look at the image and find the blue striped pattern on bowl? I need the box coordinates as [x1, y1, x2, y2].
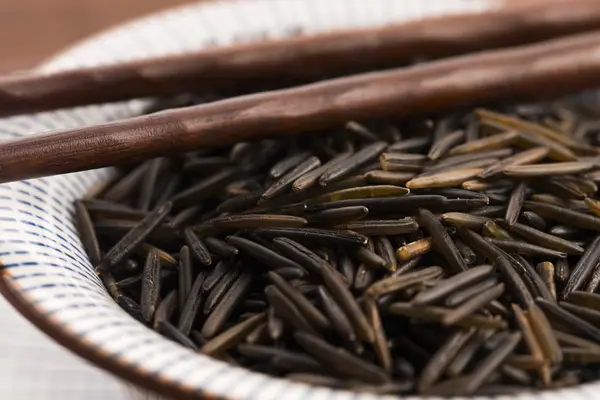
[2, 0, 597, 399]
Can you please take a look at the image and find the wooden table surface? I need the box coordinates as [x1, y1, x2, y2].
[0, 0, 193, 73]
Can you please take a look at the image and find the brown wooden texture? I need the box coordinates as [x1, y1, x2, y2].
[0, 0, 597, 117]
[0, 30, 600, 184]
[0, 0, 554, 75]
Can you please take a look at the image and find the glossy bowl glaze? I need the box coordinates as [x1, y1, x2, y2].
[2, 0, 597, 399]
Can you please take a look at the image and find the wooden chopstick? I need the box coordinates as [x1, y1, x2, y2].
[1, 0, 600, 116]
[1, 30, 600, 184]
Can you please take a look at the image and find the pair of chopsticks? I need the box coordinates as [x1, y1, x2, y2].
[1, 0, 600, 183]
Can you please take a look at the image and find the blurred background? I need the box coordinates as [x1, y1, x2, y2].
[0, 0, 193, 73]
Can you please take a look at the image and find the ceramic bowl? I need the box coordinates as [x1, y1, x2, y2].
[1, 0, 597, 399]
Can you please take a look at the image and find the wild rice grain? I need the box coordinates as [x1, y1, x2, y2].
[140, 249, 161, 323]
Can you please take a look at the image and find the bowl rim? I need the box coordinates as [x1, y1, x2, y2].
[0, 271, 212, 400]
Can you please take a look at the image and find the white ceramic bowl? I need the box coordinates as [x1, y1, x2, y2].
[1, 1, 598, 399]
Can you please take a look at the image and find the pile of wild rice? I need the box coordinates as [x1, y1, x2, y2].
[80, 95, 600, 396]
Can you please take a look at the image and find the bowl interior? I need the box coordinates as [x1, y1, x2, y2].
[2, 0, 597, 399]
